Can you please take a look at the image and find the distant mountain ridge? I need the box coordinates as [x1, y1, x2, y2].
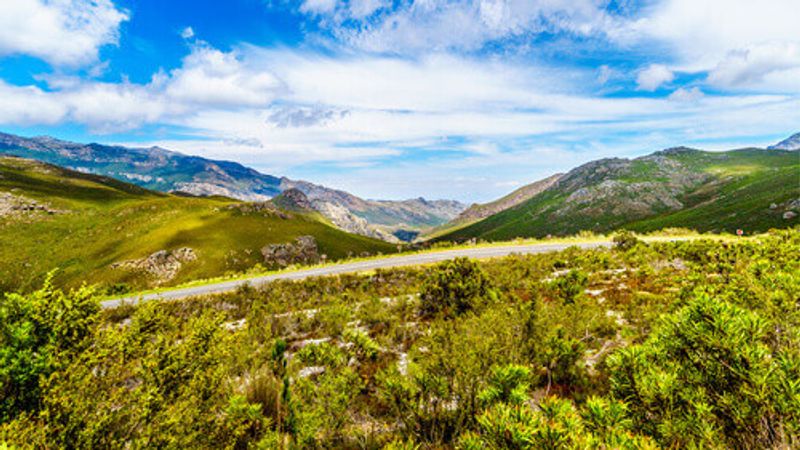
[768, 132, 800, 150]
[457, 173, 563, 222]
[0, 132, 465, 242]
[438, 134, 800, 241]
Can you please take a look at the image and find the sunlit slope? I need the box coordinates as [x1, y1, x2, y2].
[439, 148, 799, 241]
[0, 157, 395, 293]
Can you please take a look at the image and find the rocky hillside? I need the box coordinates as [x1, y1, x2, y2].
[0, 132, 465, 241]
[0, 156, 394, 294]
[439, 137, 799, 241]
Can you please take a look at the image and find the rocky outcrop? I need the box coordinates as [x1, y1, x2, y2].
[0, 192, 65, 218]
[551, 152, 712, 220]
[261, 236, 320, 268]
[270, 188, 313, 211]
[226, 201, 291, 219]
[111, 247, 197, 284]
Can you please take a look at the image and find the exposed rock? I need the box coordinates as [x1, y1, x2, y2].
[784, 211, 797, 220]
[311, 200, 399, 242]
[261, 236, 320, 268]
[111, 247, 197, 283]
[270, 188, 313, 211]
[281, 178, 467, 240]
[298, 366, 325, 378]
[226, 201, 290, 219]
[0, 192, 65, 218]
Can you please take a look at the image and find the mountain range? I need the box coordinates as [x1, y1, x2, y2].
[0, 132, 465, 242]
[2, 131, 798, 246]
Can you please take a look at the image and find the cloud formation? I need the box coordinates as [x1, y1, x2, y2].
[0, 0, 128, 66]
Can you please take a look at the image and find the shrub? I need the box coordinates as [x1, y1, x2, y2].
[612, 230, 640, 251]
[419, 258, 491, 318]
[550, 269, 588, 304]
[608, 294, 800, 449]
[0, 276, 99, 422]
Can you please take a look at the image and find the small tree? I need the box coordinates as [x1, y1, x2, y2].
[419, 258, 491, 318]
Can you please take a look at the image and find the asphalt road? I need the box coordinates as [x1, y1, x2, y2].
[101, 240, 611, 308]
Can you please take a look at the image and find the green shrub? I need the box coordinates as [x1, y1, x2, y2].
[608, 293, 800, 449]
[0, 276, 99, 422]
[419, 258, 491, 318]
[549, 269, 588, 304]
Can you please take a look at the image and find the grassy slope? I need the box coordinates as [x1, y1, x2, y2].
[441, 149, 799, 241]
[0, 157, 394, 293]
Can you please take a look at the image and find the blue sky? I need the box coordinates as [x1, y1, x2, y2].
[0, 0, 798, 202]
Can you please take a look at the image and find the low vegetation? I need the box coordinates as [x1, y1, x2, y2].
[1, 227, 797, 448]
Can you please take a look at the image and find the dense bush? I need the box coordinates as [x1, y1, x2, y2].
[609, 293, 800, 449]
[0, 276, 99, 422]
[419, 257, 492, 317]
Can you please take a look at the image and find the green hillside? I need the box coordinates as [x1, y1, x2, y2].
[0, 156, 395, 294]
[440, 148, 800, 241]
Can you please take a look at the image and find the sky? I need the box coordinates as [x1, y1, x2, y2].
[0, 0, 798, 202]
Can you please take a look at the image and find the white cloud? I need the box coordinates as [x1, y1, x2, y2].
[348, 0, 389, 19]
[630, 0, 800, 91]
[311, 0, 618, 53]
[668, 87, 704, 102]
[300, 0, 338, 15]
[0, 0, 128, 66]
[636, 64, 674, 91]
[0, 81, 67, 125]
[708, 42, 800, 89]
[162, 44, 283, 108]
[181, 26, 195, 39]
[596, 65, 615, 85]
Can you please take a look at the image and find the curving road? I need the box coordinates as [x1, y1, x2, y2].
[101, 240, 611, 308]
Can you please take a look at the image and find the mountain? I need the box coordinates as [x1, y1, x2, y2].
[0, 155, 395, 294]
[438, 144, 799, 241]
[0, 132, 466, 242]
[457, 174, 563, 223]
[768, 132, 800, 150]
